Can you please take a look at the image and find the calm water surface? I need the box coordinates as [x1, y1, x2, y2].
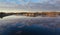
[0, 15, 60, 35]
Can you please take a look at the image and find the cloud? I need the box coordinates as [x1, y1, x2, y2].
[0, 0, 60, 12]
[27, 0, 60, 11]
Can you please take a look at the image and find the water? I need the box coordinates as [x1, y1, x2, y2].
[0, 15, 60, 35]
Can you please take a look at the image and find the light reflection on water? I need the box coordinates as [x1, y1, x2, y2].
[0, 15, 27, 20]
[0, 15, 60, 35]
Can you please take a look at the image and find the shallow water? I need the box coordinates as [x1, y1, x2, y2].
[0, 15, 60, 35]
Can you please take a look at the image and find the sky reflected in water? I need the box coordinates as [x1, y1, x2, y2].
[0, 15, 60, 35]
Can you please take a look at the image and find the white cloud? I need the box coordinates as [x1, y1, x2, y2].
[0, 0, 60, 12]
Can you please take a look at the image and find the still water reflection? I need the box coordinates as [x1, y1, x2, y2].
[0, 15, 60, 35]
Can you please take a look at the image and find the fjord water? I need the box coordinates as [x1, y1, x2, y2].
[0, 15, 60, 35]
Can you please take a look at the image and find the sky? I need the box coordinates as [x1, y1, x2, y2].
[0, 0, 60, 13]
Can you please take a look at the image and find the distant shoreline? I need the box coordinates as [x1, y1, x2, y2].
[0, 12, 60, 18]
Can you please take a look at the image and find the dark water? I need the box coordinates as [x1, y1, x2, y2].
[0, 15, 60, 35]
